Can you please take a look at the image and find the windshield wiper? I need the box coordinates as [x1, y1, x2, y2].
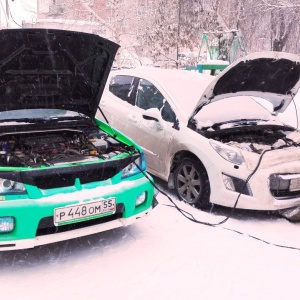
[0, 115, 89, 124]
[210, 118, 269, 130]
[0, 118, 45, 123]
[47, 115, 89, 122]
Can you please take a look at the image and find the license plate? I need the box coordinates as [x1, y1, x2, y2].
[290, 178, 300, 192]
[54, 198, 116, 226]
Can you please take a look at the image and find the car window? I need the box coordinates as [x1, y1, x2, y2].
[109, 75, 136, 105]
[136, 79, 164, 110]
[136, 79, 176, 123]
[161, 101, 176, 123]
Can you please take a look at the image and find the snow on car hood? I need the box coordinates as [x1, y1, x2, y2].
[190, 51, 300, 119]
[0, 29, 119, 118]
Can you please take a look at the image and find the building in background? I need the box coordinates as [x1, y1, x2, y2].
[21, 0, 156, 68]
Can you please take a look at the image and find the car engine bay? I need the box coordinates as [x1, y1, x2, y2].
[0, 127, 126, 168]
[203, 126, 300, 154]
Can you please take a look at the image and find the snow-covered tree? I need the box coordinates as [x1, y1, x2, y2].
[140, 0, 222, 65]
[258, 0, 300, 11]
[254, 0, 299, 51]
[34, 0, 300, 68]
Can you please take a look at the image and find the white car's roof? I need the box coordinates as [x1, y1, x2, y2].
[111, 66, 212, 84]
[110, 67, 215, 116]
[111, 51, 300, 120]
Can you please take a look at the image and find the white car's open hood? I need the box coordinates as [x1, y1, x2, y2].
[190, 51, 300, 119]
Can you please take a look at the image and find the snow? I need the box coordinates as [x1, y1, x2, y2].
[0, 12, 300, 298]
[204, 59, 230, 65]
[279, 93, 300, 128]
[2, 179, 300, 300]
[194, 95, 275, 125]
[6, 0, 36, 28]
[0, 3, 297, 299]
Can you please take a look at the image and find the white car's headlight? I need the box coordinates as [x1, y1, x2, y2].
[209, 139, 244, 165]
[121, 153, 146, 178]
[0, 178, 26, 194]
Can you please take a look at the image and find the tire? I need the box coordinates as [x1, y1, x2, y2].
[174, 157, 211, 209]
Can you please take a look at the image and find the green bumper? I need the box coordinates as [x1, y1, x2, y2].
[0, 175, 155, 250]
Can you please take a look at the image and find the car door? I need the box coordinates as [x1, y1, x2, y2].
[131, 78, 176, 175]
[100, 74, 176, 175]
[99, 74, 139, 137]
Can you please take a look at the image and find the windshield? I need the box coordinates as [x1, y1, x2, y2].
[0, 109, 88, 123]
[193, 96, 278, 129]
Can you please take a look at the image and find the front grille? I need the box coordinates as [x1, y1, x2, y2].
[269, 173, 300, 199]
[36, 203, 124, 236]
[271, 190, 300, 199]
[35, 173, 75, 189]
[0, 153, 139, 190]
[34, 166, 117, 189]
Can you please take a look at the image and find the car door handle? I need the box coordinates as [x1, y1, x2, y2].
[128, 114, 137, 123]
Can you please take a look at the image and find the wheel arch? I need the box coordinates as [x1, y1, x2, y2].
[169, 151, 212, 208]
[168, 150, 209, 189]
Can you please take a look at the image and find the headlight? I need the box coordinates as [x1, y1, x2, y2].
[209, 139, 244, 165]
[0, 217, 14, 233]
[0, 178, 26, 194]
[136, 192, 147, 206]
[122, 153, 146, 178]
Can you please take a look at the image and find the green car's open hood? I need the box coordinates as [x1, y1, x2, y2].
[0, 29, 119, 118]
[190, 51, 300, 120]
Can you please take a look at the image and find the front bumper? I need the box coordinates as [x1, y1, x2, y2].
[0, 176, 156, 251]
[0, 208, 153, 251]
[208, 159, 300, 211]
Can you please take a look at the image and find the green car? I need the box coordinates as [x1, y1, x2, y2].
[0, 29, 157, 250]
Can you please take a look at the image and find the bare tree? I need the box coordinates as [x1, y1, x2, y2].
[258, 0, 300, 11]
[270, 9, 293, 51]
[141, 0, 223, 65]
[67, 0, 147, 67]
[256, 0, 300, 51]
[33, 0, 300, 68]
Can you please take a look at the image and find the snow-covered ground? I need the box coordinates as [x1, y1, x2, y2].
[1, 61, 300, 299]
[1, 5, 300, 298]
[1, 177, 300, 300]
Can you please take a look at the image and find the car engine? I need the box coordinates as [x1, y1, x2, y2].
[0, 128, 124, 167]
[207, 127, 300, 154]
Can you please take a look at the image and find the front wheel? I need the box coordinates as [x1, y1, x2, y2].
[174, 158, 211, 209]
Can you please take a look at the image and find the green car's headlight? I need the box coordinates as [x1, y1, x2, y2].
[0, 178, 26, 194]
[0, 217, 14, 233]
[122, 153, 146, 178]
[209, 139, 244, 165]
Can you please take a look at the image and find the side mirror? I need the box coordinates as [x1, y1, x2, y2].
[142, 108, 163, 130]
[142, 108, 161, 122]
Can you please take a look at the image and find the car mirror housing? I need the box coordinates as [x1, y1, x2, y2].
[142, 109, 164, 130]
[142, 108, 161, 122]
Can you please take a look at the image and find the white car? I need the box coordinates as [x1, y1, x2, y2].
[99, 52, 300, 213]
